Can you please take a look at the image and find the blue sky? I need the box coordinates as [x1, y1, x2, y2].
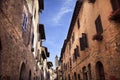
[40, 0, 76, 68]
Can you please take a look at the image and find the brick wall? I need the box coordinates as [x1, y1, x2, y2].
[0, 0, 36, 79]
[61, 0, 120, 80]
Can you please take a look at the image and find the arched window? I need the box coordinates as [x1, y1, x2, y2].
[74, 72, 77, 80]
[68, 74, 70, 80]
[28, 70, 31, 80]
[82, 67, 88, 80]
[96, 61, 105, 80]
[88, 64, 92, 80]
[78, 74, 81, 80]
[19, 63, 26, 80]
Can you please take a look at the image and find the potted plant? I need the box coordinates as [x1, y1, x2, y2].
[92, 34, 103, 41]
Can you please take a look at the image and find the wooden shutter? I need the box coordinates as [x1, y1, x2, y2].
[74, 49, 77, 59]
[77, 19, 80, 29]
[110, 0, 120, 11]
[76, 46, 80, 57]
[95, 15, 103, 34]
[82, 33, 88, 48]
[79, 38, 85, 50]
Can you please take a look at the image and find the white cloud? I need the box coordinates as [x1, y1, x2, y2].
[52, 0, 74, 25]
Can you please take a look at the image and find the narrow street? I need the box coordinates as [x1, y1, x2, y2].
[0, 0, 120, 80]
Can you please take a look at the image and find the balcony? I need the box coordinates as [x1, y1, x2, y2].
[109, 9, 120, 23]
[92, 34, 103, 41]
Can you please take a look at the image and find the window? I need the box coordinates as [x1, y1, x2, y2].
[78, 74, 81, 80]
[74, 72, 77, 80]
[110, 0, 120, 11]
[77, 19, 80, 29]
[70, 58, 72, 68]
[82, 33, 88, 48]
[68, 74, 70, 80]
[95, 15, 103, 34]
[79, 38, 85, 51]
[0, 38, 2, 51]
[88, 64, 92, 80]
[89, 0, 96, 3]
[82, 67, 88, 80]
[34, 9, 36, 19]
[22, 13, 28, 31]
[69, 42, 71, 50]
[31, 33, 34, 52]
[79, 33, 88, 51]
[72, 32, 75, 43]
[74, 48, 77, 59]
[73, 54, 75, 62]
[76, 46, 80, 57]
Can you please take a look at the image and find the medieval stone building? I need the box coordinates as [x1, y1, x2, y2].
[0, 0, 45, 80]
[60, 0, 120, 80]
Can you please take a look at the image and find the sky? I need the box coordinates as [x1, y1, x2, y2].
[40, 0, 76, 68]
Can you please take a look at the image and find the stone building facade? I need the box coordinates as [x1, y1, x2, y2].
[60, 0, 120, 80]
[0, 0, 44, 80]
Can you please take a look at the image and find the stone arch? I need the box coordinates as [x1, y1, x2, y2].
[96, 61, 105, 80]
[19, 62, 26, 80]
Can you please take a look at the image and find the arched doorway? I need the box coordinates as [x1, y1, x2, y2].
[78, 74, 81, 80]
[74, 72, 77, 80]
[28, 70, 32, 80]
[82, 67, 88, 80]
[88, 64, 92, 80]
[19, 63, 26, 80]
[96, 61, 105, 80]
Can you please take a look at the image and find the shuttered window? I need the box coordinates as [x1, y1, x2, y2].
[74, 49, 77, 59]
[79, 38, 85, 50]
[79, 33, 88, 51]
[77, 19, 80, 29]
[95, 15, 103, 34]
[82, 33, 88, 48]
[110, 0, 120, 11]
[76, 46, 80, 57]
